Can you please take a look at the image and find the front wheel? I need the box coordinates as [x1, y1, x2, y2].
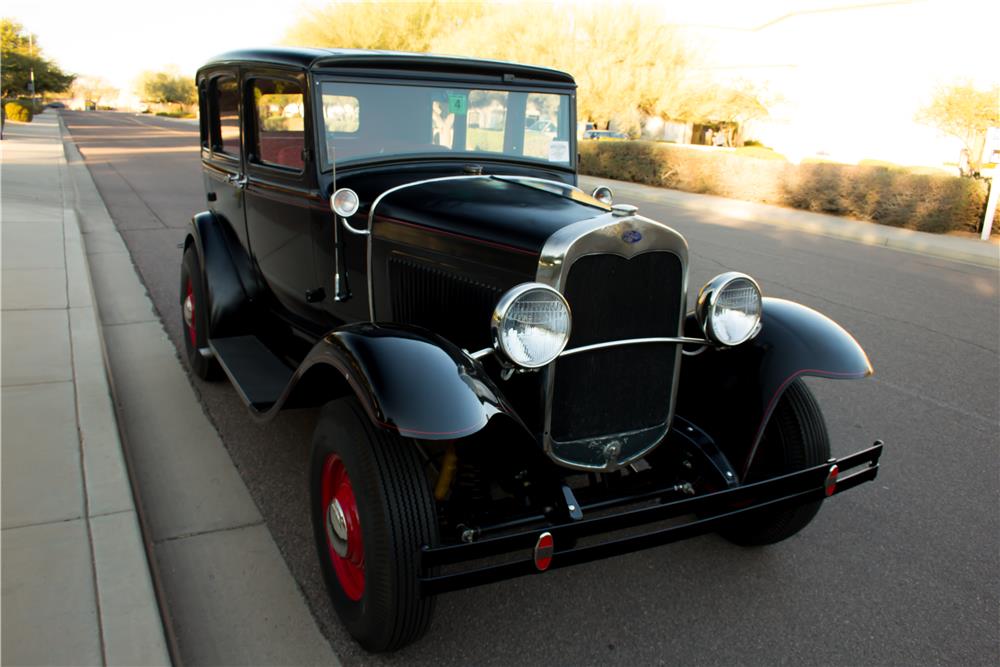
[720, 379, 831, 546]
[310, 398, 439, 652]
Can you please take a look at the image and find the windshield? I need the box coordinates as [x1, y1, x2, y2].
[319, 81, 572, 168]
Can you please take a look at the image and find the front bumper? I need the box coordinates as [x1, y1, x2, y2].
[420, 441, 883, 596]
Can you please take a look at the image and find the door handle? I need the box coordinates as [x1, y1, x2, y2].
[227, 173, 248, 189]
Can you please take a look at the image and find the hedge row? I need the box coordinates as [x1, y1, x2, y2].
[579, 141, 998, 235]
[4, 101, 33, 123]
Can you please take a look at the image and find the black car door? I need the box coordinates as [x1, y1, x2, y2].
[243, 70, 325, 323]
[202, 71, 250, 254]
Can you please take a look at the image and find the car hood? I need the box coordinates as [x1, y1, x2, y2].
[371, 175, 609, 255]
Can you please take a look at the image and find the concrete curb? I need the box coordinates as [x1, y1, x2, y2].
[580, 175, 1000, 269]
[55, 114, 174, 666]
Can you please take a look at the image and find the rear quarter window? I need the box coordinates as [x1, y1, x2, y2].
[212, 77, 241, 157]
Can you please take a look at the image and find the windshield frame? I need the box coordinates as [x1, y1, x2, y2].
[311, 74, 577, 174]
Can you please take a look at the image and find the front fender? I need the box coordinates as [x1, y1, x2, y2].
[677, 298, 872, 478]
[285, 323, 524, 440]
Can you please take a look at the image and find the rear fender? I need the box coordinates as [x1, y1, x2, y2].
[184, 211, 257, 337]
[676, 298, 872, 479]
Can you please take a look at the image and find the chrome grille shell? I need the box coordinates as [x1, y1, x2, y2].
[536, 212, 689, 471]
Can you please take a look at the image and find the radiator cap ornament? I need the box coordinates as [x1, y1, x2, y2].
[612, 203, 638, 217]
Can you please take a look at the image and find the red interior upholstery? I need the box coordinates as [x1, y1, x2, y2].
[259, 131, 304, 169]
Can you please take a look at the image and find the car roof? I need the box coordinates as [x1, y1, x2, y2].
[200, 47, 575, 86]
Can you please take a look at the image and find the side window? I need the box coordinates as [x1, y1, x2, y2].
[252, 78, 305, 170]
[212, 76, 241, 157]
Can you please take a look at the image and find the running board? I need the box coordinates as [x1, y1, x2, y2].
[208, 336, 294, 412]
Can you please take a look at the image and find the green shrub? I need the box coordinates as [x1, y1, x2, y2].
[4, 101, 33, 122]
[15, 98, 44, 114]
[734, 146, 786, 161]
[858, 158, 898, 169]
[782, 163, 995, 233]
[579, 141, 999, 234]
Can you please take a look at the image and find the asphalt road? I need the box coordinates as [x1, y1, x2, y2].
[63, 110, 998, 666]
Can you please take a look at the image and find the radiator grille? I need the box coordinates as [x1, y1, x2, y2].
[550, 252, 683, 442]
[389, 256, 504, 351]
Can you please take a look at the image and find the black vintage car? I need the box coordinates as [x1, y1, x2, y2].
[183, 48, 883, 652]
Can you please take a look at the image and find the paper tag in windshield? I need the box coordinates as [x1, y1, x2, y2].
[448, 94, 468, 115]
[548, 140, 569, 162]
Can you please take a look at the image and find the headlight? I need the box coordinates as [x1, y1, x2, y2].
[697, 272, 762, 346]
[491, 283, 571, 368]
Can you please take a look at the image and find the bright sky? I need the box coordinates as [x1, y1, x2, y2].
[657, 0, 999, 163]
[5, 0, 997, 164]
[8, 0, 994, 87]
[3, 0, 317, 88]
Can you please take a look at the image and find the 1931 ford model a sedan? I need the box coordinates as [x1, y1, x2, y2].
[183, 48, 883, 652]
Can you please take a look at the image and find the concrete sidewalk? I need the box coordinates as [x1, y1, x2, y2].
[580, 175, 1000, 268]
[2, 114, 171, 665]
[56, 113, 340, 665]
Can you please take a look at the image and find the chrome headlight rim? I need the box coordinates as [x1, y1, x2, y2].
[330, 187, 360, 217]
[696, 272, 763, 346]
[491, 283, 572, 369]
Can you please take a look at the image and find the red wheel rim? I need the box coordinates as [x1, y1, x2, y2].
[183, 279, 197, 347]
[320, 453, 365, 601]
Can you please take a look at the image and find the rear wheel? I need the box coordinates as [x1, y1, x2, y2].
[721, 379, 831, 546]
[179, 245, 221, 380]
[310, 398, 438, 652]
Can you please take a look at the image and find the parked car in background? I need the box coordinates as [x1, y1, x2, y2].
[583, 129, 628, 140]
[183, 47, 883, 652]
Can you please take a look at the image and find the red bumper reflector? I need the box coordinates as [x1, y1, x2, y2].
[534, 532, 554, 571]
[825, 464, 839, 497]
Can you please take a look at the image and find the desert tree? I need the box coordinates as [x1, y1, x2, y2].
[917, 82, 1000, 171]
[1, 18, 74, 98]
[137, 68, 196, 105]
[284, 0, 487, 52]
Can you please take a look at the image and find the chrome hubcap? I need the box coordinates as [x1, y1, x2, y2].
[183, 293, 194, 329]
[326, 499, 349, 557]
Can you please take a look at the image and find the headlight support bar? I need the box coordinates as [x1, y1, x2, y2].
[466, 335, 715, 363]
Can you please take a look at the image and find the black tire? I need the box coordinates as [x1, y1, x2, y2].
[310, 398, 438, 652]
[179, 245, 222, 380]
[721, 379, 831, 546]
